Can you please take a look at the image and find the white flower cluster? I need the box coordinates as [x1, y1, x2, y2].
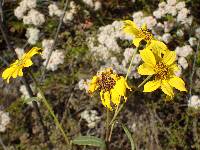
[82, 0, 101, 11]
[80, 110, 101, 128]
[63, 1, 78, 23]
[48, 3, 63, 17]
[153, 0, 190, 23]
[14, 0, 37, 19]
[25, 27, 40, 45]
[14, 0, 45, 45]
[48, 2, 78, 23]
[175, 45, 193, 75]
[88, 21, 126, 60]
[14, 0, 45, 26]
[188, 95, 200, 109]
[23, 9, 45, 26]
[42, 39, 65, 71]
[15, 47, 24, 59]
[0, 111, 10, 132]
[86, 21, 141, 80]
[153, 0, 192, 25]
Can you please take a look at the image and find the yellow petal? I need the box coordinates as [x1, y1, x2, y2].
[24, 59, 33, 67]
[12, 67, 21, 78]
[133, 38, 143, 47]
[162, 51, 176, 66]
[141, 23, 147, 31]
[111, 76, 131, 105]
[26, 47, 42, 58]
[169, 76, 187, 92]
[88, 76, 99, 94]
[138, 63, 155, 75]
[111, 89, 121, 106]
[18, 69, 23, 77]
[147, 40, 168, 56]
[161, 80, 174, 97]
[2, 67, 15, 83]
[100, 91, 112, 110]
[123, 20, 140, 36]
[143, 80, 161, 92]
[169, 64, 179, 72]
[140, 49, 156, 67]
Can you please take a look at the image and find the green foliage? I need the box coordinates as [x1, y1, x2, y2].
[122, 124, 135, 150]
[72, 136, 107, 150]
[9, 21, 26, 33]
[21, 97, 40, 105]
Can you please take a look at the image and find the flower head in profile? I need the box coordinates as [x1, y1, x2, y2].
[88, 68, 131, 110]
[123, 20, 154, 47]
[138, 48, 187, 99]
[2, 47, 42, 83]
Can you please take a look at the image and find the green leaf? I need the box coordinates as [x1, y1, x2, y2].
[72, 136, 106, 150]
[22, 97, 40, 105]
[122, 124, 135, 150]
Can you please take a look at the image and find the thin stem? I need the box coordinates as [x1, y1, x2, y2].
[125, 47, 138, 80]
[109, 103, 124, 126]
[29, 72, 70, 147]
[105, 108, 110, 141]
[40, 0, 70, 82]
[137, 75, 152, 88]
[108, 120, 116, 142]
[108, 47, 138, 140]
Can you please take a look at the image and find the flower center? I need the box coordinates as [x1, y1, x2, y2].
[154, 62, 169, 80]
[139, 28, 153, 41]
[98, 72, 116, 92]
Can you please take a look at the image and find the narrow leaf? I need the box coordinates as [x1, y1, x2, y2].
[72, 136, 106, 150]
[122, 124, 135, 150]
[22, 97, 40, 105]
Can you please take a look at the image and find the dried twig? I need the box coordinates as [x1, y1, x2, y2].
[40, 0, 70, 82]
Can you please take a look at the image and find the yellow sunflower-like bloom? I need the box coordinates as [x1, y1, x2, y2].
[88, 68, 131, 110]
[2, 47, 42, 83]
[137, 48, 187, 99]
[123, 20, 154, 47]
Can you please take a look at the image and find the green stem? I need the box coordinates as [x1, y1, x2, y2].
[108, 47, 138, 140]
[29, 72, 70, 147]
[105, 108, 110, 141]
[109, 103, 124, 126]
[125, 47, 138, 80]
[137, 75, 152, 88]
[108, 120, 116, 142]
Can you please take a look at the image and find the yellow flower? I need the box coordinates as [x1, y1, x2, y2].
[123, 20, 154, 47]
[137, 48, 187, 99]
[88, 68, 131, 110]
[146, 40, 169, 56]
[2, 47, 42, 83]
